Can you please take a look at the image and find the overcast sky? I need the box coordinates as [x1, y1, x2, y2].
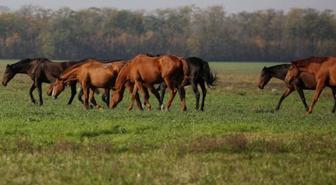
[1, 0, 336, 12]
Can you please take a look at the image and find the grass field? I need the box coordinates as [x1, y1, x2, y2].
[0, 60, 335, 185]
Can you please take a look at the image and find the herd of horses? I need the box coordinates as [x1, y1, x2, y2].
[1, 54, 216, 111]
[2, 54, 336, 114]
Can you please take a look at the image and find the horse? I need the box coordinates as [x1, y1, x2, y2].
[2, 58, 84, 105]
[51, 59, 142, 110]
[258, 64, 324, 111]
[158, 57, 216, 111]
[285, 56, 336, 114]
[110, 54, 190, 111]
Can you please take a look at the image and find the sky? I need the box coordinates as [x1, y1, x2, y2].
[0, 0, 336, 12]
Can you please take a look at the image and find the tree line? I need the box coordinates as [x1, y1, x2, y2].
[0, 5, 335, 61]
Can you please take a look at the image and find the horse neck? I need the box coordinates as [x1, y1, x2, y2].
[266, 65, 287, 80]
[114, 64, 130, 90]
[11, 62, 34, 75]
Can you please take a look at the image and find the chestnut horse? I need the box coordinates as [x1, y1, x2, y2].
[285, 57, 336, 114]
[51, 59, 141, 109]
[110, 54, 189, 111]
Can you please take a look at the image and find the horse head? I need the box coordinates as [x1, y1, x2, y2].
[2, 64, 15, 86]
[258, 66, 272, 89]
[51, 78, 66, 99]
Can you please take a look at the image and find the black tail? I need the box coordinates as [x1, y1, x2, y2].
[202, 62, 217, 88]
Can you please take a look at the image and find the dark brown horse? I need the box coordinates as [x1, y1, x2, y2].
[258, 64, 324, 111]
[158, 57, 216, 111]
[2, 58, 84, 105]
[110, 54, 190, 111]
[285, 57, 336, 114]
[51, 59, 142, 109]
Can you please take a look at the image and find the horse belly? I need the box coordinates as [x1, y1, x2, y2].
[89, 71, 114, 88]
[139, 69, 162, 84]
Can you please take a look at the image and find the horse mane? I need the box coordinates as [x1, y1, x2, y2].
[145, 53, 163, 57]
[58, 65, 81, 84]
[16, 58, 50, 64]
[291, 57, 329, 67]
[266, 64, 290, 73]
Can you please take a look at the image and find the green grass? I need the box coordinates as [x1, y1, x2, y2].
[0, 60, 335, 185]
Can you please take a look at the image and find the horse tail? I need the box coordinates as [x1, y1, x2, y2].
[202, 62, 217, 88]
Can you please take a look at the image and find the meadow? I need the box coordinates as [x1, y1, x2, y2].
[0, 60, 335, 185]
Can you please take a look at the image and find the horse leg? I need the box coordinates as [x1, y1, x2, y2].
[178, 87, 187, 111]
[67, 82, 77, 105]
[124, 82, 142, 110]
[81, 82, 90, 110]
[191, 80, 200, 110]
[332, 88, 336, 113]
[137, 82, 151, 111]
[275, 87, 294, 111]
[29, 83, 36, 104]
[165, 88, 177, 111]
[164, 79, 177, 111]
[148, 85, 162, 110]
[158, 83, 167, 110]
[199, 80, 207, 111]
[295, 87, 308, 111]
[36, 81, 43, 105]
[127, 83, 138, 111]
[102, 89, 110, 107]
[89, 88, 102, 109]
[307, 79, 325, 114]
[78, 88, 84, 104]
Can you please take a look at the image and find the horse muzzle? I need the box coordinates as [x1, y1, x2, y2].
[2, 81, 7, 86]
[51, 89, 58, 99]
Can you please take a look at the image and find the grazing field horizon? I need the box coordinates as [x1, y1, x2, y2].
[0, 60, 335, 184]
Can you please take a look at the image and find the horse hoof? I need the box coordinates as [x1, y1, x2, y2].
[305, 111, 312, 115]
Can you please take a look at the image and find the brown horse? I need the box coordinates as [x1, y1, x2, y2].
[2, 58, 84, 105]
[285, 57, 336, 114]
[110, 54, 190, 111]
[51, 59, 141, 109]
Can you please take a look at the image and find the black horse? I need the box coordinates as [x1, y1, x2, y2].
[258, 64, 336, 112]
[158, 57, 216, 111]
[2, 58, 84, 105]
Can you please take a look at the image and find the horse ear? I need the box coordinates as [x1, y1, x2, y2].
[292, 63, 298, 68]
